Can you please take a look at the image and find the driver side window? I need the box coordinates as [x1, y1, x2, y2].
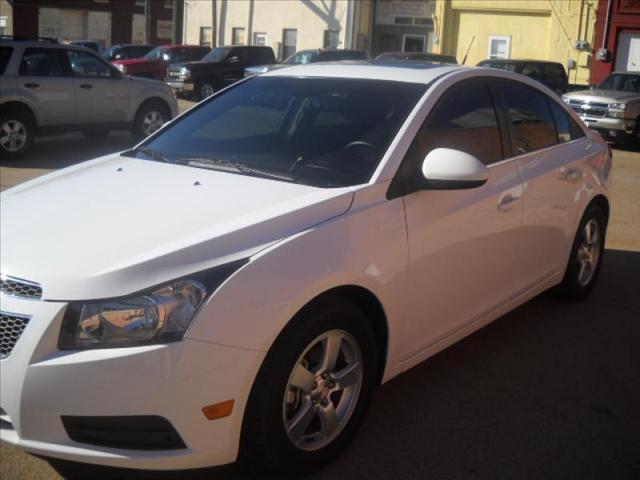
[67, 50, 112, 78]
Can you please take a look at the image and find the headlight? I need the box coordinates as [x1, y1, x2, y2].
[180, 67, 191, 79]
[608, 102, 626, 111]
[562, 95, 571, 104]
[608, 103, 626, 118]
[116, 63, 126, 73]
[59, 260, 247, 350]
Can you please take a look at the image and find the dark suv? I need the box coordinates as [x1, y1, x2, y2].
[167, 45, 276, 100]
[477, 59, 569, 94]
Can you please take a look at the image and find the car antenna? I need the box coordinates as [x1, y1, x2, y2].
[462, 35, 475, 65]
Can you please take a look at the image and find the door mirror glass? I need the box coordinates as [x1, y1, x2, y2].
[421, 148, 489, 189]
[228, 56, 240, 63]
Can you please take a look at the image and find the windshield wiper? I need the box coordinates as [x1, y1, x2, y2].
[179, 157, 297, 183]
[134, 147, 173, 164]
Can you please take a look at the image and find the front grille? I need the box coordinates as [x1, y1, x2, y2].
[568, 100, 609, 118]
[0, 312, 30, 358]
[61, 415, 187, 450]
[0, 275, 42, 299]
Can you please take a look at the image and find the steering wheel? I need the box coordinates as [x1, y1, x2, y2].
[343, 140, 376, 151]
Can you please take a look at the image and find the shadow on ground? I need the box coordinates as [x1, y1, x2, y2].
[45, 249, 640, 479]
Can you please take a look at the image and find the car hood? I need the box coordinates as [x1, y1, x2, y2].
[169, 60, 219, 70]
[0, 154, 354, 301]
[112, 58, 156, 67]
[565, 89, 640, 103]
[246, 64, 287, 74]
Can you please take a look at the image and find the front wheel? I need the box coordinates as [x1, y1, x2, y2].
[196, 80, 216, 101]
[553, 204, 606, 299]
[240, 297, 378, 474]
[0, 111, 34, 159]
[132, 101, 170, 139]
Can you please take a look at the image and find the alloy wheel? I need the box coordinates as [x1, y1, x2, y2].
[0, 120, 28, 153]
[576, 218, 601, 286]
[283, 329, 363, 451]
[200, 84, 215, 99]
[142, 111, 165, 136]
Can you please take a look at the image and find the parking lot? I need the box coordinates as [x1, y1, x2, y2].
[0, 98, 639, 479]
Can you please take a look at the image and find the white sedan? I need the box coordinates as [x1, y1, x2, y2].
[0, 63, 611, 474]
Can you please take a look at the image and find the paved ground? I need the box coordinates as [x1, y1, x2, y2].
[1, 108, 639, 479]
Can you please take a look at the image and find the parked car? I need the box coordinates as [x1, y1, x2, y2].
[374, 51, 458, 64]
[562, 71, 640, 145]
[0, 63, 611, 474]
[103, 44, 154, 62]
[167, 45, 276, 99]
[0, 37, 178, 158]
[68, 40, 103, 53]
[112, 45, 210, 80]
[244, 48, 368, 78]
[477, 59, 569, 94]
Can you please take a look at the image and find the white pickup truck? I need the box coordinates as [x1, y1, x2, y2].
[563, 71, 640, 146]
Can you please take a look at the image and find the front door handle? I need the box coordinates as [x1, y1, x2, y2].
[498, 193, 520, 212]
[24, 83, 40, 89]
[79, 84, 93, 89]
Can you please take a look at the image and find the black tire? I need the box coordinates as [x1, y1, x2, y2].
[131, 100, 170, 140]
[196, 79, 217, 101]
[553, 204, 606, 300]
[240, 296, 378, 474]
[81, 129, 110, 138]
[0, 109, 35, 160]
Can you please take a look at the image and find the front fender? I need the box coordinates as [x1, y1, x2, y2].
[185, 182, 410, 378]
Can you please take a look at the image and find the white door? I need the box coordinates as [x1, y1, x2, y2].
[38, 8, 61, 39]
[398, 79, 523, 358]
[88, 11, 111, 50]
[61, 10, 87, 42]
[615, 31, 640, 72]
[494, 80, 582, 290]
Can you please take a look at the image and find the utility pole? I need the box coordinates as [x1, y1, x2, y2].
[145, 0, 152, 44]
[211, 0, 217, 48]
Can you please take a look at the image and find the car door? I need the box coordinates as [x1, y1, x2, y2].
[222, 47, 247, 85]
[396, 79, 524, 358]
[17, 47, 76, 126]
[492, 79, 584, 291]
[67, 49, 129, 125]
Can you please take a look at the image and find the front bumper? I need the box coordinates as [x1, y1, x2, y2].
[166, 79, 194, 94]
[575, 114, 636, 140]
[0, 293, 264, 470]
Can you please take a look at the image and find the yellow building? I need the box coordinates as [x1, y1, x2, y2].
[432, 0, 599, 84]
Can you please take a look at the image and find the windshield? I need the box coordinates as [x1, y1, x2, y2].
[144, 47, 167, 61]
[598, 73, 640, 93]
[203, 47, 231, 62]
[136, 77, 426, 188]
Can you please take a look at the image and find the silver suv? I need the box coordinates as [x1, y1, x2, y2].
[563, 71, 640, 146]
[0, 37, 178, 159]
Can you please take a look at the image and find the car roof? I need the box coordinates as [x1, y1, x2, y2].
[264, 62, 464, 84]
[479, 58, 562, 65]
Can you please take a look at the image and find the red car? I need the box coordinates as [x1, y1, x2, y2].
[112, 45, 211, 80]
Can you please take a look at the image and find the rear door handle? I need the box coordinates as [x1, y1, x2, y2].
[498, 193, 520, 211]
[79, 84, 93, 89]
[24, 83, 39, 89]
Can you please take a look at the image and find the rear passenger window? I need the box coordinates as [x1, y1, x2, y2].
[411, 80, 503, 165]
[497, 81, 557, 154]
[548, 100, 585, 143]
[0, 47, 13, 74]
[19, 48, 69, 77]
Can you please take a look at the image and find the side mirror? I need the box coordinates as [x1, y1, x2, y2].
[228, 56, 240, 63]
[420, 148, 489, 189]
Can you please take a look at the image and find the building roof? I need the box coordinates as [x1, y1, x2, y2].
[264, 62, 465, 84]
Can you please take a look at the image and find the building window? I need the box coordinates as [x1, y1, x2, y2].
[282, 28, 297, 60]
[200, 27, 212, 46]
[253, 32, 267, 46]
[0, 17, 7, 36]
[488, 36, 511, 60]
[232, 27, 245, 45]
[324, 30, 339, 49]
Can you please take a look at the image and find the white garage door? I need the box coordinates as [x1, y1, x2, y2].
[88, 11, 111, 48]
[61, 9, 86, 41]
[615, 31, 640, 72]
[38, 8, 62, 39]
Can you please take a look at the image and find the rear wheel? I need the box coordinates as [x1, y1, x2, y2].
[0, 110, 34, 159]
[553, 204, 606, 299]
[240, 297, 378, 474]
